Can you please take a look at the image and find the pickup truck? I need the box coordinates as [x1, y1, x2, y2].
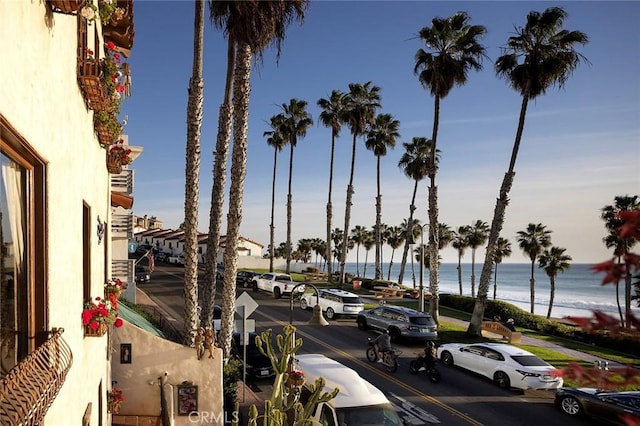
[167, 254, 184, 265]
[251, 273, 297, 299]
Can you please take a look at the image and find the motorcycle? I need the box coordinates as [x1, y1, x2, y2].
[366, 338, 400, 373]
[409, 350, 441, 383]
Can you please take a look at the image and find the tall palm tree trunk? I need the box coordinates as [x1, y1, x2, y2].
[529, 259, 536, 313]
[375, 157, 382, 279]
[340, 133, 358, 286]
[469, 94, 530, 336]
[356, 243, 361, 276]
[202, 36, 234, 329]
[220, 42, 251, 358]
[269, 147, 278, 272]
[547, 276, 556, 319]
[471, 249, 477, 298]
[183, 0, 205, 344]
[493, 265, 498, 300]
[326, 132, 336, 284]
[286, 143, 295, 273]
[428, 97, 441, 322]
[457, 255, 463, 295]
[398, 181, 418, 284]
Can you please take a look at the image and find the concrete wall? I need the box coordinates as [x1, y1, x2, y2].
[0, 1, 115, 424]
[112, 321, 223, 425]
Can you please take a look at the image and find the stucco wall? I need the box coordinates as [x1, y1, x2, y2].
[0, 2, 114, 424]
[112, 321, 223, 425]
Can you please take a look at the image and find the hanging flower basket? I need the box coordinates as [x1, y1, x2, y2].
[48, 0, 80, 14]
[78, 59, 109, 112]
[84, 322, 108, 337]
[94, 112, 122, 147]
[106, 154, 123, 174]
[286, 371, 305, 388]
[107, 388, 125, 413]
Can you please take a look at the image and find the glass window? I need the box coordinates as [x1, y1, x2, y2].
[1, 122, 46, 377]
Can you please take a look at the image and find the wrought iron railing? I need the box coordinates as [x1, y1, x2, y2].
[0, 328, 73, 425]
[112, 259, 134, 285]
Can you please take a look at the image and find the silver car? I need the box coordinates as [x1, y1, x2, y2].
[356, 305, 438, 342]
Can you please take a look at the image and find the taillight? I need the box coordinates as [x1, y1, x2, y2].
[516, 369, 540, 378]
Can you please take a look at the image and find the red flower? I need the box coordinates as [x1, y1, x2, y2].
[114, 318, 124, 328]
[90, 321, 100, 330]
[106, 41, 116, 51]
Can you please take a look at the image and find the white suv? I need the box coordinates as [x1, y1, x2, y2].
[299, 288, 364, 320]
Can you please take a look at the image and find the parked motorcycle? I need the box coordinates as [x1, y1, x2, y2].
[366, 338, 400, 373]
[409, 346, 441, 383]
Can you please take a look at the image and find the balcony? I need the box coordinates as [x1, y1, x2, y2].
[112, 213, 134, 239]
[111, 168, 134, 194]
[0, 328, 73, 424]
[112, 259, 134, 285]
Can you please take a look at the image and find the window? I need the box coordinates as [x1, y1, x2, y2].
[0, 116, 47, 377]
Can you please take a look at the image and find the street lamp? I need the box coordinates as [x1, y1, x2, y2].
[419, 224, 429, 313]
[289, 282, 329, 327]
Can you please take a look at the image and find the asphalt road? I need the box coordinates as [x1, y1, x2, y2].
[138, 265, 594, 426]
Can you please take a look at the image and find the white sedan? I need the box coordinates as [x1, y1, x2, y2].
[437, 342, 563, 391]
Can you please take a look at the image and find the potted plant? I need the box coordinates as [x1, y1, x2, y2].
[79, 42, 125, 113]
[94, 111, 123, 147]
[107, 387, 125, 414]
[104, 278, 124, 299]
[98, 0, 117, 23]
[81, 295, 123, 336]
[106, 139, 132, 174]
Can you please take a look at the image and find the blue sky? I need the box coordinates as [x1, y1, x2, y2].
[123, 1, 639, 264]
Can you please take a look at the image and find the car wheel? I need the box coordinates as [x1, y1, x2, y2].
[440, 351, 454, 366]
[356, 317, 367, 331]
[559, 396, 582, 416]
[273, 287, 282, 299]
[388, 328, 401, 343]
[300, 298, 308, 310]
[326, 308, 335, 320]
[494, 371, 511, 389]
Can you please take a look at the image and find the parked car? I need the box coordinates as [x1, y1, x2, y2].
[236, 270, 259, 287]
[155, 251, 170, 263]
[437, 342, 563, 391]
[356, 305, 438, 342]
[135, 265, 150, 282]
[167, 254, 185, 265]
[555, 387, 640, 425]
[231, 332, 275, 380]
[251, 272, 296, 298]
[299, 288, 364, 320]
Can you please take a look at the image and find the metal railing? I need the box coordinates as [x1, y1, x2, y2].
[0, 328, 73, 425]
[112, 259, 134, 285]
[110, 168, 134, 194]
[112, 213, 133, 239]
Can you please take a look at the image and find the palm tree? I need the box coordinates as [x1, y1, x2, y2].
[331, 228, 344, 274]
[517, 223, 552, 314]
[451, 225, 470, 295]
[539, 246, 572, 319]
[361, 230, 375, 278]
[218, 0, 309, 358]
[278, 98, 313, 274]
[350, 225, 368, 276]
[263, 114, 286, 272]
[365, 113, 400, 279]
[492, 237, 512, 300]
[397, 137, 433, 285]
[469, 7, 588, 336]
[414, 12, 487, 321]
[317, 90, 346, 284]
[467, 220, 489, 298]
[182, 0, 205, 344]
[339, 82, 381, 285]
[386, 226, 405, 281]
[601, 195, 640, 325]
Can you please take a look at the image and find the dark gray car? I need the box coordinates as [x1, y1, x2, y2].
[356, 305, 438, 342]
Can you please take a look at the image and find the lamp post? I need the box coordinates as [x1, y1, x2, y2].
[419, 224, 429, 313]
[289, 282, 329, 327]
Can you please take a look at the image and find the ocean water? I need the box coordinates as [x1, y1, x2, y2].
[341, 262, 639, 320]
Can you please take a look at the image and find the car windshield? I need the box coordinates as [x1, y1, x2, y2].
[409, 316, 434, 326]
[336, 404, 403, 426]
[511, 355, 550, 367]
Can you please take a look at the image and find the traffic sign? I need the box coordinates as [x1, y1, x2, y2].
[235, 292, 258, 316]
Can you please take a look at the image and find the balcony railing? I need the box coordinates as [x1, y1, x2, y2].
[110, 169, 134, 194]
[112, 259, 134, 285]
[112, 213, 134, 239]
[0, 328, 73, 425]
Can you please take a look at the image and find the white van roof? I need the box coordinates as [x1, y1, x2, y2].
[295, 354, 390, 408]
